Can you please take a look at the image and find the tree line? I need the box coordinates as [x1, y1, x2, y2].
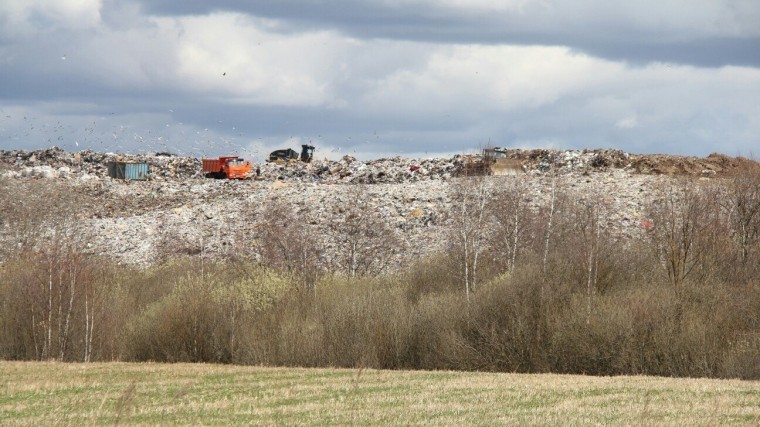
[0, 168, 758, 378]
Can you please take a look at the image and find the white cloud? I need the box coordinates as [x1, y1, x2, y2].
[2, 1, 759, 158]
[0, 0, 102, 38]
[616, 116, 637, 129]
[396, 0, 546, 13]
[2, 11, 354, 103]
[155, 13, 354, 106]
[433, 0, 760, 39]
[361, 45, 623, 115]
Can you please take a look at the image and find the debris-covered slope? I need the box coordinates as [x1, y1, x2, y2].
[1, 147, 757, 266]
[2, 146, 757, 182]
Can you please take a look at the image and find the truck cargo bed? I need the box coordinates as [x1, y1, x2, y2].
[202, 159, 221, 172]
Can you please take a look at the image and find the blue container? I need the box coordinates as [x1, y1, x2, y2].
[107, 162, 149, 180]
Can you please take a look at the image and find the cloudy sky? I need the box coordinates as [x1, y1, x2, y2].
[1, 1, 758, 160]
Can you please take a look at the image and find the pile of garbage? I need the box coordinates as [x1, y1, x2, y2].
[0, 147, 469, 183]
[0, 147, 201, 180]
[258, 155, 462, 183]
[2, 146, 757, 184]
[491, 148, 758, 176]
[4, 146, 757, 266]
[495, 148, 632, 173]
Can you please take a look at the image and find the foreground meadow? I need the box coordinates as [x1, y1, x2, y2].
[0, 362, 758, 425]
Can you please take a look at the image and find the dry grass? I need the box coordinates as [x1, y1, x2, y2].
[0, 362, 758, 425]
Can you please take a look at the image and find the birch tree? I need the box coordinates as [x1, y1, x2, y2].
[449, 176, 491, 303]
[570, 195, 608, 323]
[489, 176, 531, 273]
[542, 171, 558, 277]
[0, 180, 97, 361]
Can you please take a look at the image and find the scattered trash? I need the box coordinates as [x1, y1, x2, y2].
[2, 146, 755, 185]
[1, 146, 756, 267]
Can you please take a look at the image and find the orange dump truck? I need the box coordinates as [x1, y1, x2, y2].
[202, 156, 252, 179]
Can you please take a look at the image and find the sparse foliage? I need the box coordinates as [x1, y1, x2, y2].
[568, 192, 608, 321]
[328, 186, 400, 278]
[488, 176, 532, 273]
[1, 174, 759, 379]
[449, 176, 492, 302]
[645, 180, 722, 286]
[723, 168, 760, 273]
[0, 180, 100, 361]
[253, 197, 322, 290]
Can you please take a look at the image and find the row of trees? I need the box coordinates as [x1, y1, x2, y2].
[0, 179, 404, 362]
[450, 167, 760, 296]
[0, 169, 759, 378]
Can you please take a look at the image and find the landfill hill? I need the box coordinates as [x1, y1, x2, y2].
[0, 147, 758, 266]
[1, 146, 757, 181]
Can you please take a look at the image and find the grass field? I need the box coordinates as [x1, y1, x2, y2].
[0, 362, 758, 425]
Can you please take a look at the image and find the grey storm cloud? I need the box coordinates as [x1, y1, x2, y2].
[137, 0, 760, 67]
[1, 0, 759, 159]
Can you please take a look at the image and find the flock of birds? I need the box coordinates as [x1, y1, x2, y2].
[1, 57, 431, 160]
[0, 110, 405, 162]
[1, 112, 284, 161]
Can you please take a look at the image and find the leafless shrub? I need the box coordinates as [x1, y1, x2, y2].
[402, 253, 461, 302]
[721, 168, 760, 280]
[0, 180, 102, 361]
[560, 189, 623, 321]
[327, 186, 401, 278]
[645, 179, 723, 287]
[488, 176, 534, 273]
[252, 197, 322, 291]
[123, 263, 290, 363]
[455, 267, 552, 372]
[1, 174, 759, 379]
